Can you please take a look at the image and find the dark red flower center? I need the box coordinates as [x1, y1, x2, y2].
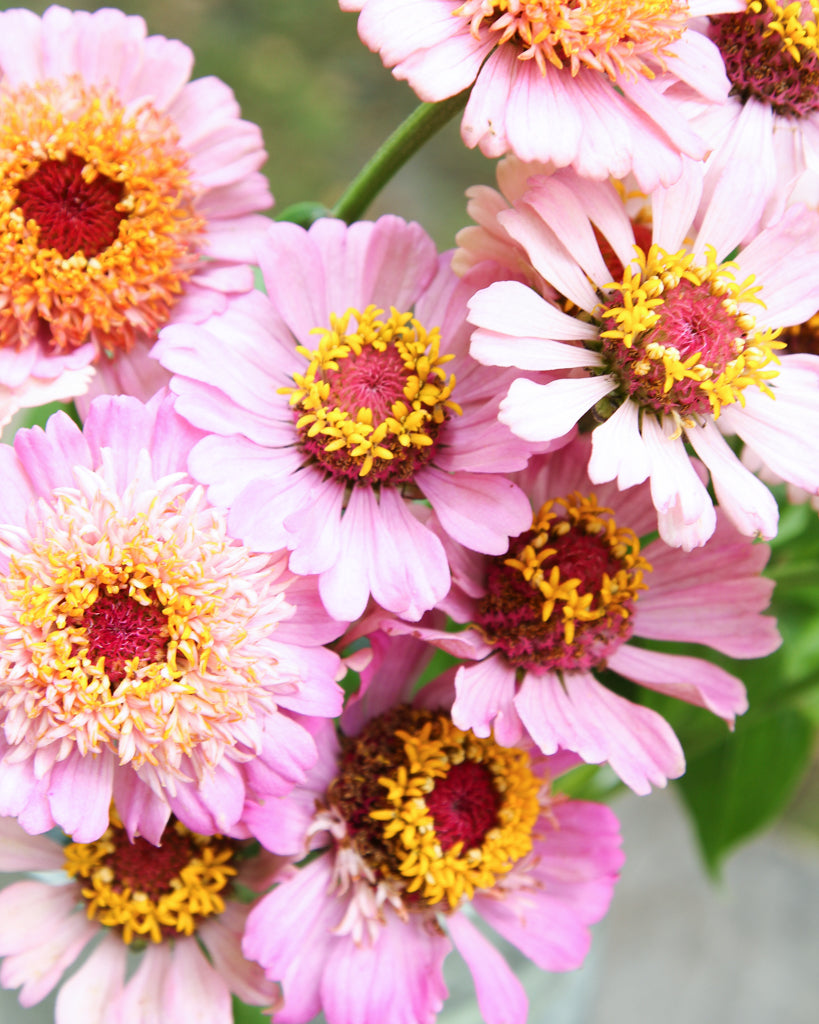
[83, 590, 169, 684]
[16, 152, 126, 257]
[709, 5, 819, 118]
[475, 495, 649, 673]
[425, 760, 501, 852]
[105, 828, 199, 901]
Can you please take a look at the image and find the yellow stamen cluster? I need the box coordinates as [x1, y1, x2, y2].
[600, 243, 784, 419]
[7, 514, 213, 708]
[454, 0, 689, 80]
[504, 492, 650, 645]
[749, 0, 819, 61]
[63, 820, 236, 944]
[0, 77, 203, 352]
[280, 304, 461, 479]
[370, 716, 540, 908]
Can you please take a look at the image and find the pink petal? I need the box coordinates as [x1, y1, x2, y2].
[607, 645, 748, 723]
[48, 750, 115, 842]
[0, 817, 64, 872]
[55, 934, 126, 1024]
[163, 937, 231, 1024]
[515, 670, 685, 793]
[447, 910, 527, 1024]
[588, 399, 650, 489]
[452, 657, 523, 746]
[500, 375, 618, 442]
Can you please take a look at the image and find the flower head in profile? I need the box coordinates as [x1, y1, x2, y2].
[467, 162, 819, 548]
[0, 392, 343, 844]
[0, 812, 281, 1023]
[154, 215, 539, 624]
[340, 0, 734, 191]
[241, 647, 623, 1024]
[383, 436, 781, 794]
[0, 4, 272, 424]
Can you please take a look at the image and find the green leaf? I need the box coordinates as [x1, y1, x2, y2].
[676, 706, 814, 876]
[232, 997, 271, 1024]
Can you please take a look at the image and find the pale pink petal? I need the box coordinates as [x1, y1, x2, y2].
[243, 855, 344, 1024]
[419, 467, 531, 556]
[686, 419, 779, 539]
[48, 749, 115, 842]
[588, 399, 650, 489]
[452, 657, 522, 746]
[515, 670, 686, 793]
[447, 911, 527, 1024]
[0, 882, 77, 956]
[608, 645, 748, 723]
[284, 479, 346, 576]
[642, 416, 716, 548]
[114, 942, 169, 1024]
[199, 906, 280, 1008]
[55, 934, 127, 1024]
[0, 817, 65, 872]
[499, 202, 601, 312]
[112, 771, 171, 846]
[163, 937, 231, 1024]
[500, 375, 618, 442]
[320, 909, 449, 1024]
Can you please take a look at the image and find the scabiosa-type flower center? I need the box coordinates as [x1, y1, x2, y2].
[326, 706, 540, 909]
[597, 243, 784, 425]
[0, 470, 290, 778]
[0, 77, 204, 353]
[15, 152, 126, 258]
[710, 0, 819, 118]
[475, 492, 650, 672]
[281, 304, 461, 483]
[63, 816, 237, 945]
[454, 0, 689, 80]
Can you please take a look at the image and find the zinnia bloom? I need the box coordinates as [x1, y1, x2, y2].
[340, 0, 735, 191]
[0, 813, 280, 1023]
[241, 645, 623, 1024]
[154, 215, 537, 623]
[381, 436, 781, 793]
[0, 391, 343, 844]
[467, 162, 819, 548]
[685, 0, 819, 229]
[0, 4, 272, 423]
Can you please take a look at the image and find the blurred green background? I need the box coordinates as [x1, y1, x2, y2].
[20, 0, 493, 247]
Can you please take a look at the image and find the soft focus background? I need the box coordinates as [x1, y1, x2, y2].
[2, 1, 819, 1022]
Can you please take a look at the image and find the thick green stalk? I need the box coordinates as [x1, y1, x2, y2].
[331, 89, 470, 224]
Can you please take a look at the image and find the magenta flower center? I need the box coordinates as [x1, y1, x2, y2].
[63, 818, 238, 945]
[710, 0, 819, 118]
[424, 760, 502, 852]
[475, 492, 650, 672]
[83, 589, 169, 685]
[282, 304, 460, 485]
[16, 152, 126, 258]
[597, 243, 783, 424]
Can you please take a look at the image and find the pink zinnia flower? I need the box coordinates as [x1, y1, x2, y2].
[0, 4, 272, 424]
[154, 215, 537, 623]
[241, 643, 623, 1024]
[0, 813, 280, 1023]
[382, 436, 781, 793]
[0, 391, 343, 844]
[467, 162, 819, 548]
[684, 0, 819, 231]
[340, 0, 735, 191]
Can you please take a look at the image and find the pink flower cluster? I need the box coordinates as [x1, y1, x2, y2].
[1, 1, 815, 1023]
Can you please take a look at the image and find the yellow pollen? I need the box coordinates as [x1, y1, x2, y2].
[503, 492, 650, 645]
[748, 0, 819, 61]
[0, 77, 204, 353]
[280, 304, 460, 480]
[369, 717, 540, 908]
[453, 0, 690, 80]
[599, 243, 784, 418]
[63, 817, 236, 945]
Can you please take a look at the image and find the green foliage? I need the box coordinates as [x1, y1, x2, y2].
[232, 997, 270, 1024]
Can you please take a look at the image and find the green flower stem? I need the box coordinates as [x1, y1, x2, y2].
[331, 89, 470, 224]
